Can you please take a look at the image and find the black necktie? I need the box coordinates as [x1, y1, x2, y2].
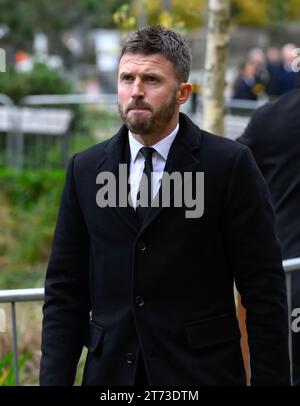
[136, 147, 155, 225]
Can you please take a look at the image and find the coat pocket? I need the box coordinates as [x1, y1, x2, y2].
[85, 322, 105, 353]
[184, 313, 241, 350]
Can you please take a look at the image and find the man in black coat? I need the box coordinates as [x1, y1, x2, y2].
[40, 25, 290, 386]
[237, 83, 300, 385]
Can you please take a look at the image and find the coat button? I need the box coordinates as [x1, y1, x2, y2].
[135, 296, 144, 307]
[126, 352, 135, 365]
[137, 240, 146, 251]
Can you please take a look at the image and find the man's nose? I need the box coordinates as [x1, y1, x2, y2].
[131, 79, 144, 98]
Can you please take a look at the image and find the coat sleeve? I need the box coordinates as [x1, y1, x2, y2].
[40, 154, 91, 385]
[223, 146, 290, 385]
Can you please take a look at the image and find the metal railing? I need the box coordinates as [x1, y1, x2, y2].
[0, 288, 44, 385]
[0, 92, 124, 170]
[0, 93, 76, 169]
[0, 258, 299, 385]
[21, 93, 118, 107]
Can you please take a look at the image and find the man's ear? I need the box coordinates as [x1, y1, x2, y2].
[177, 82, 192, 105]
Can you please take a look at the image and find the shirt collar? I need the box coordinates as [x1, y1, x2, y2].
[128, 123, 179, 163]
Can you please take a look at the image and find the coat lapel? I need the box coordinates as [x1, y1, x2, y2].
[141, 113, 203, 230]
[96, 125, 140, 234]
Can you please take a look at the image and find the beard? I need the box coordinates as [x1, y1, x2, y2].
[118, 89, 178, 135]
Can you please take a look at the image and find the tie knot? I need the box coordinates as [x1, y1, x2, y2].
[139, 147, 155, 163]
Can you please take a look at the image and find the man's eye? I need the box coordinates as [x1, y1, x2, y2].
[147, 76, 158, 83]
[122, 75, 133, 82]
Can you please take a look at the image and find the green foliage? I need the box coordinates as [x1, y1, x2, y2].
[0, 0, 126, 51]
[1, 0, 300, 55]
[113, 0, 205, 30]
[170, 0, 205, 29]
[0, 169, 65, 280]
[231, 0, 300, 26]
[113, 0, 300, 30]
[0, 62, 72, 103]
[267, 0, 290, 23]
[113, 4, 136, 30]
[0, 168, 64, 209]
[0, 351, 31, 386]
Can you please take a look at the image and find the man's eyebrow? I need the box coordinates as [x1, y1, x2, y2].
[143, 72, 161, 77]
[119, 71, 163, 78]
[119, 71, 133, 78]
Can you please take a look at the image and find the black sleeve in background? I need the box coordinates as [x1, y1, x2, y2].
[223, 147, 290, 385]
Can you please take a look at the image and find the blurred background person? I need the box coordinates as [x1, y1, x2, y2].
[248, 47, 269, 86]
[277, 43, 300, 95]
[232, 60, 265, 100]
[265, 46, 281, 97]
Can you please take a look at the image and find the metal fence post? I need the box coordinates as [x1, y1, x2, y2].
[0, 94, 24, 169]
[0, 289, 45, 386]
[11, 301, 19, 385]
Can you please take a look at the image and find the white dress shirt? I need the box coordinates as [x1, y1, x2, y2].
[128, 123, 179, 209]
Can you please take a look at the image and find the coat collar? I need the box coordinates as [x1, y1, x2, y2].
[97, 112, 203, 170]
[96, 113, 203, 234]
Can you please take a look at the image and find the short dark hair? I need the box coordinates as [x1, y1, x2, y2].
[120, 25, 192, 83]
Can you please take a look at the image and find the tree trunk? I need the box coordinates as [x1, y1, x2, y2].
[203, 0, 230, 136]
